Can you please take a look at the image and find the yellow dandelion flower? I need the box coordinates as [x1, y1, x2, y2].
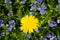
[20, 15, 39, 33]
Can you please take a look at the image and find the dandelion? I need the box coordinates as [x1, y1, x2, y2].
[20, 15, 39, 33]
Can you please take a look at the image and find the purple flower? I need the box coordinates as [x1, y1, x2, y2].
[40, 9, 45, 14]
[1, 32, 5, 36]
[41, 5, 47, 9]
[34, 1, 37, 5]
[30, 5, 36, 10]
[37, 8, 41, 11]
[36, 29, 39, 33]
[48, 21, 57, 27]
[7, 13, 10, 16]
[46, 33, 52, 38]
[46, 33, 56, 39]
[1, 24, 4, 26]
[57, 36, 60, 40]
[7, 25, 12, 31]
[58, 0, 60, 3]
[38, 0, 43, 4]
[26, 34, 31, 39]
[9, 1, 12, 4]
[0, 20, 3, 24]
[0, 20, 4, 26]
[8, 20, 15, 25]
[57, 19, 60, 24]
[20, 0, 25, 4]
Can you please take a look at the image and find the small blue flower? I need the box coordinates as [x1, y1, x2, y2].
[1, 32, 5, 36]
[0, 20, 4, 26]
[41, 5, 47, 9]
[7, 13, 10, 16]
[51, 33, 56, 39]
[34, 1, 37, 5]
[36, 29, 39, 33]
[40, 9, 45, 14]
[0, 20, 3, 24]
[9, 1, 12, 4]
[48, 21, 57, 27]
[57, 36, 60, 40]
[26, 34, 31, 39]
[37, 8, 41, 11]
[46, 33, 52, 38]
[37, 0, 43, 4]
[30, 5, 36, 10]
[7, 25, 12, 31]
[8, 20, 15, 25]
[20, 0, 25, 4]
[57, 19, 60, 24]
[58, 0, 60, 3]
[1, 24, 4, 26]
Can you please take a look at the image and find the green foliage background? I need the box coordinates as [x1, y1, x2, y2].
[0, 0, 60, 40]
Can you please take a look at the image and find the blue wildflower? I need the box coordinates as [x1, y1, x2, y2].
[40, 9, 45, 14]
[46, 32, 56, 39]
[0, 20, 3, 24]
[46, 33, 52, 38]
[1, 32, 5, 36]
[41, 5, 47, 9]
[37, 8, 41, 11]
[34, 1, 37, 5]
[26, 34, 31, 39]
[7, 25, 12, 31]
[20, 0, 25, 4]
[0, 20, 4, 26]
[57, 19, 60, 24]
[58, 0, 60, 3]
[36, 29, 39, 33]
[8, 20, 15, 25]
[57, 36, 60, 40]
[7, 13, 10, 16]
[37, 0, 43, 4]
[0, 24, 4, 26]
[51, 33, 56, 39]
[30, 5, 36, 10]
[48, 21, 57, 27]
